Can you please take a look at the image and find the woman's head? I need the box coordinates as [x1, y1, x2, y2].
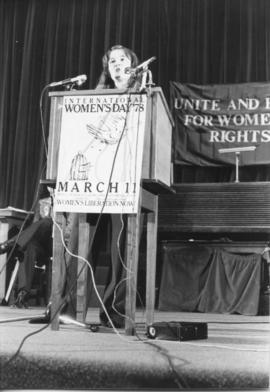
[97, 45, 139, 89]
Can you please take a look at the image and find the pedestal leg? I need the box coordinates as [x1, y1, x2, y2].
[125, 212, 141, 335]
[146, 195, 158, 326]
[0, 221, 9, 302]
[50, 212, 66, 330]
[76, 214, 90, 323]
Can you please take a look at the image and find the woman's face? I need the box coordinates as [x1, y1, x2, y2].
[108, 48, 132, 89]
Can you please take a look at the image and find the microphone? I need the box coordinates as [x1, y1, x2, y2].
[49, 74, 87, 87]
[125, 56, 156, 75]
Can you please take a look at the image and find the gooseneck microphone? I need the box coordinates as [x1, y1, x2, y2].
[125, 56, 157, 75]
[48, 74, 87, 87]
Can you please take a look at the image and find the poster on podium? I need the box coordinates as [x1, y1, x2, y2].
[54, 93, 147, 214]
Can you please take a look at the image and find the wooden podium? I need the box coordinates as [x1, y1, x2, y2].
[46, 87, 173, 334]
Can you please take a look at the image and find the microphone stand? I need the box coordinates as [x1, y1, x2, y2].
[145, 69, 155, 96]
[59, 315, 100, 332]
[140, 68, 155, 96]
[64, 83, 77, 91]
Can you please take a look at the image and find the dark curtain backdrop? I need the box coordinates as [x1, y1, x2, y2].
[1, 0, 270, 209]
[158, 245, 263, 315]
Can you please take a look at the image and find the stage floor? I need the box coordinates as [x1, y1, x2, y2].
[0, 306, 269, 390]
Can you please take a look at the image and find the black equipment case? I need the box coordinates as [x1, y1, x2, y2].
[146, 321, 208, 341]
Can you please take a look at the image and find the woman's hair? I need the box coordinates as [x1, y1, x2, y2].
[96, 45, 139, 89]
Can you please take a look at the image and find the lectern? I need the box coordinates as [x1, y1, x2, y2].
[46, 87, 173, 334]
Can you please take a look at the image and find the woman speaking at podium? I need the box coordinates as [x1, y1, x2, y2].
[87, 45, 142, 328]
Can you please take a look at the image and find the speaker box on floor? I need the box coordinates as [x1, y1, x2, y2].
[147, 321, 208, 341]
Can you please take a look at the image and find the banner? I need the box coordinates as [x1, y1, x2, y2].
[54, 93, 147, 213]
[171, 82, 270, 166]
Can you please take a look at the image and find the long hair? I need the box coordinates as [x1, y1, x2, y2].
[96, 45, 140, 89]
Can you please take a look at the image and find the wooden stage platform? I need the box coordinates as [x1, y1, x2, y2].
[0, 306, 269, 390]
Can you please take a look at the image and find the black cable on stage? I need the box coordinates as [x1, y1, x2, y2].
[141, 338, 189, 388]
[2, 321, 51, 367]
